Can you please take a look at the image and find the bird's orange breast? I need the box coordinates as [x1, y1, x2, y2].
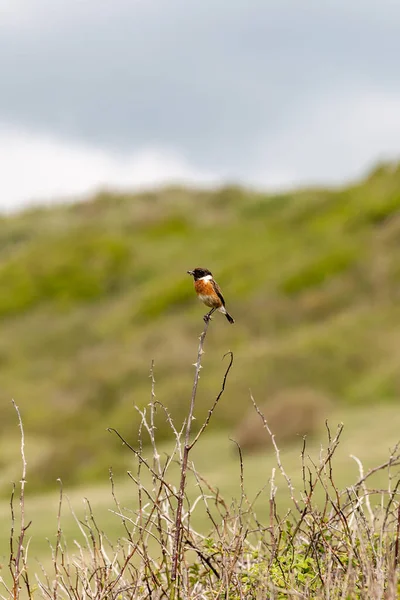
[194, 279, 214, 294]
[194, 279, 221, 307]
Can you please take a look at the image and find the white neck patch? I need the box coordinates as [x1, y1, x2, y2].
[199, 274, 213, 282]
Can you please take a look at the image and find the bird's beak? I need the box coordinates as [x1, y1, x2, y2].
[187, 270, 194, 276]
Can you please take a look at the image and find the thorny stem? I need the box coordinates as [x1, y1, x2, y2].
[171, 312, 212, 586]
[394, 502, 400, 571]
[10, 400, 32, 600]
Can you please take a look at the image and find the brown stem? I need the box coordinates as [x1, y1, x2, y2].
[394, 501, 400, 571]
[10, 400, 31, 600]
[171, 316, 211, 585]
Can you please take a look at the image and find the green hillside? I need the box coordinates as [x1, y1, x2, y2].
[1, 162, 400, 493]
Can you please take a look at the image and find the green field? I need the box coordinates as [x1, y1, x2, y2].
[0, 162, 399, 496]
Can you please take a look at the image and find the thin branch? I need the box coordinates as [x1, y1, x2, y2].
[394, 501, 400, 571]
[188, 351, 233, 450]
[107, 428, 178, 499]
[10, 400, 32, 600]
[171, 314, 212, 584]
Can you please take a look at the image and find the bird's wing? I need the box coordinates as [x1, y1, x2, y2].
[212, 279, 226, 306]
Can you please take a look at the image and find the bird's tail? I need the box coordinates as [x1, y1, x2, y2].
[225, 312, 235, 324]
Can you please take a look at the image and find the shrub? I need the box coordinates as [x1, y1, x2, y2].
[235, 387, 332, 452]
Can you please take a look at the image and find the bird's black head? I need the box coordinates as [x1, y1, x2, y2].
[187, 267, 212, 280]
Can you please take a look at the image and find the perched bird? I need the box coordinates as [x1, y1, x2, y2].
[187, 267, 235, 324]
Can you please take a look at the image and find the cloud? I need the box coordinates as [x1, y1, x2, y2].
[1, 84, 399, 211]
[0, 125, 218, 210]
[1, 0, 399, 172]
[1, 0, 400, 209]
[249, 87, 400, 187]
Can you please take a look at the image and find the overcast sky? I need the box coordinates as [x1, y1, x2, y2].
[1, 0, 400, 209]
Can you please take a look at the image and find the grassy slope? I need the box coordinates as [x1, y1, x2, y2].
[0, 163, 400, 492]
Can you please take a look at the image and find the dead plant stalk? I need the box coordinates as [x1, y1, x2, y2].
[170, 315, 211, 584]
[171, 313, 233, 589]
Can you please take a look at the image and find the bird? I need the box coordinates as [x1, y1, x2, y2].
[187, 267, 235, 324]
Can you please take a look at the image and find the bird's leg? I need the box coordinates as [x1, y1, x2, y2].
[203, 308, 216, 323]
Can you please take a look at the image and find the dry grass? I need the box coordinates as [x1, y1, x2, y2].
[1, 335, 400, 599]
[3, 405, 400, 599]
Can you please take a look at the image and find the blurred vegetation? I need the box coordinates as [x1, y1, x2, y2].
[0, 162, 400, 493]
[235, 388, 332, 452]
